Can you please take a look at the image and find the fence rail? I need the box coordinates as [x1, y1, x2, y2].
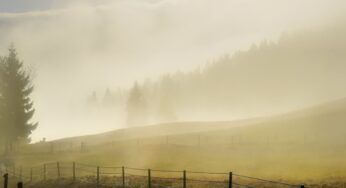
[0, 162, 305, 188]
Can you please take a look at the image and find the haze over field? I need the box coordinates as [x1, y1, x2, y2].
[2, 1, 346, 187]
[0, 0, 345, 142]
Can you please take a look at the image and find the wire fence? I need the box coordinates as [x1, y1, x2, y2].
[0, 162, 305, 188]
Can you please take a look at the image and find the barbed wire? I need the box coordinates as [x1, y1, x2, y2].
[151, 168, 182, 173]
[99, 172, 122, 175]
[187, 178, 228, 184]
[125, 166, 147, 171]
[152, 176, 183, 181]
[187, 170, 228, 175]
[125, 173, 147, 177]
[233, 173, 299, 187]
[0, 161, 304, 188]
[99, 166, 122, 169]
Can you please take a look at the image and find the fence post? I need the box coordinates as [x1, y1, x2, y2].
[3, 173, 8, 188]
[43, 164, 46, 181]
[57, 162, 60, 178]
[148, 169, 151, 188]
[30, 168, 33, 182]
[96, 166, 100, 187]
[17, 182, 23, 188]
[229, 172, 233, 188]
[122, 166, 125, 188]
[183, 170, 186, 188]
[73, 162, 76, 181]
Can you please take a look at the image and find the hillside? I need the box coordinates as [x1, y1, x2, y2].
[12, 97, 346, 184]
[48, 96, 346, 147]
[49, 118, 263, 145]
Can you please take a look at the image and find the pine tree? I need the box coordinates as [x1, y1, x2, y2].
[102, 88, 115, 107]
[0, 56, 6, 150]
[1, 47, 37, 153]
[126, 82, 147, 126]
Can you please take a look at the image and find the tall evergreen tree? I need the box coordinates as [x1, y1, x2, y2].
[0, 47, 37, 153]
[126, 82, 147, 126]
[0, 56, 6, 150]
[102, 88, 115, 107]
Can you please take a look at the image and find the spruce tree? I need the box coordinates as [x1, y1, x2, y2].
[126, 82, 147, 126]
[102, 88, 115, 107]
[0, 57, 6, 149]
[1, 47, 37, 152]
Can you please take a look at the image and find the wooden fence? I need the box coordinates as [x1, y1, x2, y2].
[1, 162, 304, 188]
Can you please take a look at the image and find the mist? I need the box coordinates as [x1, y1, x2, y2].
[0, 0, 345, 142]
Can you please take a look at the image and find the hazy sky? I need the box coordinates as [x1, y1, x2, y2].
[0, 0, 345, 141]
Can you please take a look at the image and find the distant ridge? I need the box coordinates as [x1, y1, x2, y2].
[46, 96, 346, 146]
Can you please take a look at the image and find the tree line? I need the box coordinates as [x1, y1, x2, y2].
[0, 47, 37, 154]
[92, 23, 346, 127]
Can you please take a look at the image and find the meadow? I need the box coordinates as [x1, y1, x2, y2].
[2, 98, 346, 187]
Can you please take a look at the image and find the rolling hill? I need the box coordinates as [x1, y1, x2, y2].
[13, 97, 346, 184]
[47, 96, 346, 147]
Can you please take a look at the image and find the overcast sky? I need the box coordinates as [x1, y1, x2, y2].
[0, 0, 345, 141]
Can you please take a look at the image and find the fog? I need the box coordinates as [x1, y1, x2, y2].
[0, 0, 345, 142]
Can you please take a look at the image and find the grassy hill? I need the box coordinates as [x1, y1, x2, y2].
[12, 97, 346, 184]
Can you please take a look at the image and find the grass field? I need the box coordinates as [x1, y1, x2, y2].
[6, 98, 346, 187]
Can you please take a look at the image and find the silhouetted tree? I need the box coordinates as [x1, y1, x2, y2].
[0, 47, 37, 153]
[102, 88, 115, 107]
[0, 56, 6, 150]
[126, 82, 147, 126]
